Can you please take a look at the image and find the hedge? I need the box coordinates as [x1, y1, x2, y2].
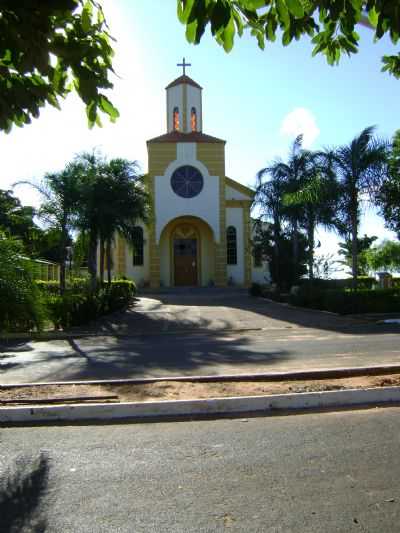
[298, 277, 376, 290]
[290, 287, 400, 314]
[46, 280, 136, 329]
[36, 278, 92, 294]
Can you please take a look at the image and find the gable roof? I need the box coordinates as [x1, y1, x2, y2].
[147, 131, 225, 144]
[165, 75, 202, 90]
[225, 176, 255, 198]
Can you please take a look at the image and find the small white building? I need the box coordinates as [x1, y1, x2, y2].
[106, 67, 270, 288]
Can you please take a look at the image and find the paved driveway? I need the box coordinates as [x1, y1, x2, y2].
[1, 289, 400, 384]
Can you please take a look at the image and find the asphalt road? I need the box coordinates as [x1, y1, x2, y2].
[2, 292, 400, 384]
[1, 327, 400, 384]
[1, 408, 400, 532]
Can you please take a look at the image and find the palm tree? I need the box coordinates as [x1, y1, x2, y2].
[333, 126, 389, 289]
[14, 166, 80, 293]
[73, 152, 150, 290]
[255, 164, 287, 288]
[284, 149, 340, 280]
[99, 158, 150, 284]
[256, 135, 311, 285]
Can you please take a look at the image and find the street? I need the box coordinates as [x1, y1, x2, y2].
[1, 291, 400, 384]
[2, 327, 400, 384]
[1, 408, 400, 532]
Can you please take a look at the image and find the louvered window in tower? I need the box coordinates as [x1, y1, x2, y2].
[191, 107, 197, 131]
[173, 107, 180, 131]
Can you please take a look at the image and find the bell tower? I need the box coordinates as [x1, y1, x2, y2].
[165, 57, 203, 133]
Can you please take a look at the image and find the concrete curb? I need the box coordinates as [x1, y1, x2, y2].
[1, 386, 400, 425]
[0, 326, 264, 343]
[3, 363, 400, 389]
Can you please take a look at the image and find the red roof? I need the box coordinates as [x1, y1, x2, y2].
[165, 75, 202, 90]
[147, 131, 225, 144]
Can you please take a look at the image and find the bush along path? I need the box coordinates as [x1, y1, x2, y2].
[250, 280, 400, 316]
[1, 277, 136, 334]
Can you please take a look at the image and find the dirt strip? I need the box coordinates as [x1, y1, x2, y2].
[1, 375, 400, 405]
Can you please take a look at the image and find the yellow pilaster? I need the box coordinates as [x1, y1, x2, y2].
[146, 143, 177, 288]
[243, 206, 252, 287]
[117, 234, 126, 275]
[197, 142, 227, 286]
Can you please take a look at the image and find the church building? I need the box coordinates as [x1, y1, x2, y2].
[112, 62, 270, 288]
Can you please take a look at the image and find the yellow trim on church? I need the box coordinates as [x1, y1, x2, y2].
[147, 143, 178, 288]
[225, 176, 255, 198]
[197, 142, 227, 286]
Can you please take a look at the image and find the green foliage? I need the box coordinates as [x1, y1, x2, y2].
[377, 130, 400, 238]
[45, 279, 136, 328]
[252, 225, 307, 289]
[338, 235, 378, 276]
[291, 287, 400, 314]
[72, 151, 150, 289]
[255, 136, 312, 286]
[0, 188, 43, 255]
[249, 282, 263, 296]
[366, 240, 400, 273]
[299, 276, 376, 291]
[333, 126, 389, 286]
[0, 0, 117, 132]
[0, 235, 47, 332]
[177, 1, 400, 78]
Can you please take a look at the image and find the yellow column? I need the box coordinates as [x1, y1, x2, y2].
[243, 205, 252, 287]
[117, 234, 126, 276]
[215, 174, 227, 287]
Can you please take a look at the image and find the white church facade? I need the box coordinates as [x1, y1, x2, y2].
[109, 65, 270, 288]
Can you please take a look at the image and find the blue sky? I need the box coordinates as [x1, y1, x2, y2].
[1, 0, 399, 264]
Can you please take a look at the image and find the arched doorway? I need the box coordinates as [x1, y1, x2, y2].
[158, 216, 215, 287]
[172, 224, 199, 286]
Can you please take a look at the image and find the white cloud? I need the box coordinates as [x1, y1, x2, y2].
[280, 107, 320, 148]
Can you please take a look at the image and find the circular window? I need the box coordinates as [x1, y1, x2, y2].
[171, 165, 204, 198]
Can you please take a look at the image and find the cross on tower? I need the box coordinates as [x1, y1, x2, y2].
[177, 57, 191, 76]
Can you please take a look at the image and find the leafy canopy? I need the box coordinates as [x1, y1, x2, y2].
[366, 240, 400, 273]
[378, 130, 400, 238]
[0, 0, 118, 132]
[177, 0, 400, 78]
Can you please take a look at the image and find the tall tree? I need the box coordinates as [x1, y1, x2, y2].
[338, 234, 378, 277]
[15, 166, 81, 293]
[366, 240, 400, 274]
[73, 152, 150, 289]
[333, 126, 388, 288]
[256, 136, 311, 284]
[0, 188, 44, 256]
[283, 149, 339, 280]
[254, 167, 287, 287]
[377, 130, 400, 238]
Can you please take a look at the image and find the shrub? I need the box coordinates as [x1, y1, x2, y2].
[46, 279, 136, 328]
[0, 237, 47, 332]
[298, 277, 376, 290]
[289, 285, 325, 309]
[262, 288, 282, 302]
[323, 288, 400, 314]
[36, 277, 91, 294]
[36, 280, 61, 294]
[291, 286, 400, 314]
[249, 282, 263, 297]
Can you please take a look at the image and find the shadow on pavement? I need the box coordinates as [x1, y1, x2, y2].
[0, 452, 50, 533]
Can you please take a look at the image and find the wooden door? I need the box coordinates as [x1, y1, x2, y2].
[174, 238, 198, 286]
